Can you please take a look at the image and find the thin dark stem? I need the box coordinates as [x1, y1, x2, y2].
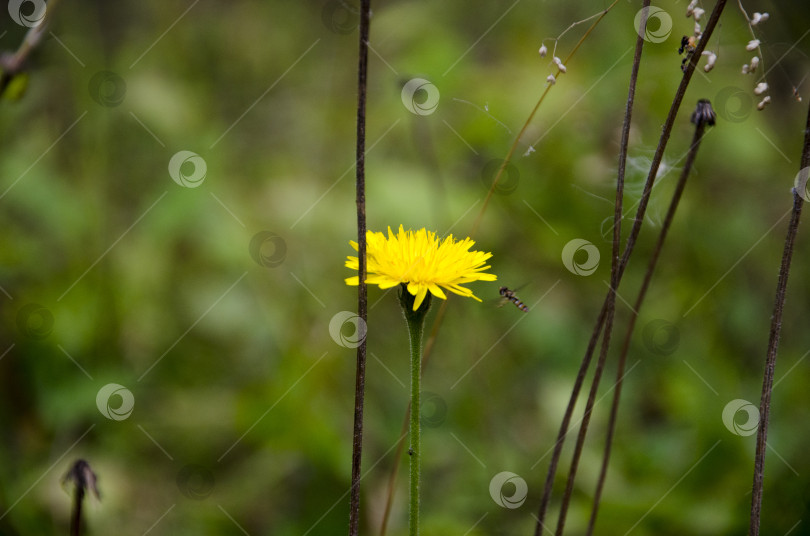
[551, 1, 648, 531]
[587, 103, 712, 535]
[534, 1, 727, 531]
[70, 487, 84, 536]
[748, 101, 810, 536]
[348, 1, 371, 535]
[0, 0, 62, 97]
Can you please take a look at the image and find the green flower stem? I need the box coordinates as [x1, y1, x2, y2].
[399, 286, 432, 536]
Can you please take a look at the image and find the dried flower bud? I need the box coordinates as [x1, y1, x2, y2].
[702, 51, 716, 72]
[552, 56, 566, 73]
[746, 39, 760, 51]
[754, 82, 768, 95]
[539, 44, 548, 57]
[691, 99, 716, 126]
[693, 7, 705, 20]
[749, 56, 760, 72]
[757, 95, 771, 110]
[546, 74, 556, 85]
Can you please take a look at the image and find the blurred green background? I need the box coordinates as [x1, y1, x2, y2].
[1, 0, 809, 534]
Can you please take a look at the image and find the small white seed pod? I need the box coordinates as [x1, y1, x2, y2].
[546, 74, 556, 85]
[539, 44, 548, 57]
[686, 0, 698, 16]
[702, 51, 717, 72]
[693, 7, 705, 20]
[552, 56, 566, 73]
[749, 56, 760, 72]
[757, 95, 771, 110]
[746, 39, 761, 51]
[754, 82, 768, 95]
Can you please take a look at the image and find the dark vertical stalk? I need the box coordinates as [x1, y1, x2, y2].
[63, 459, 98, 536]
[348, 2, 371, 535]
[534, 1, 727, 532]
[551, 3, 647, 532]
[587, 101, 714, 535]
[749, 101, 810, 536]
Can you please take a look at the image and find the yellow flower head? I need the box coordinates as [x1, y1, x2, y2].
[345, 225, 497, 310]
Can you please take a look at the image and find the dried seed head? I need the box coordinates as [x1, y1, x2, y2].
[746, 39, 761, 51]
[754, 82, 768, 95]
[539, 44, 548, 57]
[757, 95, 771, 110]
[691, 99, 716, 127]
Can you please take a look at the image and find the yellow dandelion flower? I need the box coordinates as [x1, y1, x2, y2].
[345, 225, 497, 310]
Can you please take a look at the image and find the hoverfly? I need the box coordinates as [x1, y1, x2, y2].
[498, 286, 528, 312]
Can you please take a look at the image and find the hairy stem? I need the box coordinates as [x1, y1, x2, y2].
[348, 1, 371, 534]
[749, 101, 810, 536]
[399, 288, 431, 536]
